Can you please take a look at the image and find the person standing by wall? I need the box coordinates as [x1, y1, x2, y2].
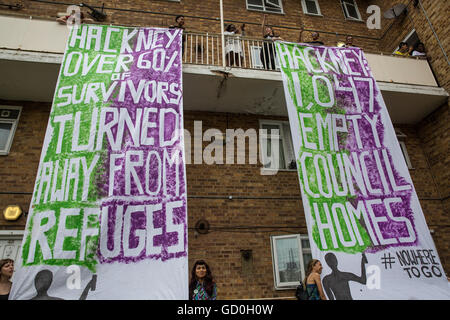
[304, 259, 327, 300]
[189, 260, 217, 300]
[0, 259, 14, 300]
[224, 24, 245, 67]
[260, 14, 282, 70]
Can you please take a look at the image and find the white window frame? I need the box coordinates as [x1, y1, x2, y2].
[341, 0, 362, 21]
[301, 0, 322, 16]
[0, 230, 24, 282]
[0, 105, 22, 156]
[395, 130, 413, 169]
[250, 45, 281, 70]
[259, 119, 295, 171]
[271, 234, 312, 289]
[246, 0, 284, 14]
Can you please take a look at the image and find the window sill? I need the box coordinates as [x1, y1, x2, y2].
[345, 17, 364, 23]
[260, 168, 297, 173]
[304, 13, 323, 17]
[246, 8, 285, 15]
[274, 285, 298, 291]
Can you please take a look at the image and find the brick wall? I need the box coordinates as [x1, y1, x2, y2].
[373, 0, 450, 273]
[0, 101, 49, 229]
[2, 103, 449, 298]
[2, 0, 381, 50]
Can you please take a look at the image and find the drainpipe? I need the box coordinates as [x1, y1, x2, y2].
[220, 0, 226, 67]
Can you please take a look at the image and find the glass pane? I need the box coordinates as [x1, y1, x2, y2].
[347, 5, 358, 19]
[0, 122, 13, 150]
[301, 238, 311, 249]
[266, 0, 282, 9]
[302, 253, 313, 274]
[275, 237, 301, 283]
[305, 0, 319, 14]
[262, 124, 280, 135]
[278, 139, 286, 169]
[248, 0, 263, 8]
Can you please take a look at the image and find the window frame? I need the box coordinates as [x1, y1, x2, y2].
[301, 0, 322, 16]
[0, 105, 22, 156]
[395, 130, 413, 169]
[341, 0, 362, 21]
[393, 29, 419, 54]
[246, 0, 284, 14]
[259, 119, 295, 171]
[250, 44, 281, 70]
[270, 234, 312, 290]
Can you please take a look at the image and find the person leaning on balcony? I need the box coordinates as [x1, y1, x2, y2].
[298, 27, 324, 46]
[344, 35, 358, 48]
[394, 42, 411, 56]
[56, 10, 94, 25]
[412, 42, 427, 57]
[189, 260, 217, 300]
[170, 15, 186, 54]
[224, 23, 245, 67]
[260, 14, 283, 70]
[0, 259, 14, 301]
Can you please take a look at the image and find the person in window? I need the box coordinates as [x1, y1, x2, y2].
[0, 259, 14, 301]
[411, 42, 427, 57]
[260, 14, 282, 70]
[189, 260, 217, 300]
[56, 9, 93, 25]
[303, 259, 327, 300]
[170, 15, 186, 55]
[394, 42, 411, 56]
[224, 24, 245, 67]
[299, 27, 324, 46]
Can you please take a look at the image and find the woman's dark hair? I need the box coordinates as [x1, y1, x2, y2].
[303, 259, 319, 286]
[399, 41, 408, 48]
[189, 260, 215, 299]
[225, 24, 235, 32]
[415, 42, 425, 50]
[175, 15, 184, 22]
[0, 258, 14, 279]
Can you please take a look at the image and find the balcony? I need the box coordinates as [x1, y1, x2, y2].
[0, 14, 448, 124]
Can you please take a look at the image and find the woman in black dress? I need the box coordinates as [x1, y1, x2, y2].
[260, 14, 282, 70]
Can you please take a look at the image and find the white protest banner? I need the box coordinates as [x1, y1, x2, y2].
[10, 25, 188, 299]
[275, 41, 450, 299]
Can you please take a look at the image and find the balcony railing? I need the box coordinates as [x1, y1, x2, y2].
[181, 32, 438, 86]
[183, 32, 280, 71]
[0, 14, 440, 87]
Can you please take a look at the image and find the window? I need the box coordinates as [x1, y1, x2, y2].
[341, 0, 362, 21]
[271, 234, 312, 289]
[396, 129, 413, 169]
[394, 29, 420, 53]
[247, 0, 283, 14]
[0, 230, 24, 283]
[301, 0, 322, 16]
[0, 106, 22, 155]
[259, 120, 295, 170]
[250, 45, 280, 70]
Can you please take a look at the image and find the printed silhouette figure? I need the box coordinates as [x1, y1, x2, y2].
[79, 274, 97, 300]
[30, 269, 97, 300]
[322, 252, 368, 300]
